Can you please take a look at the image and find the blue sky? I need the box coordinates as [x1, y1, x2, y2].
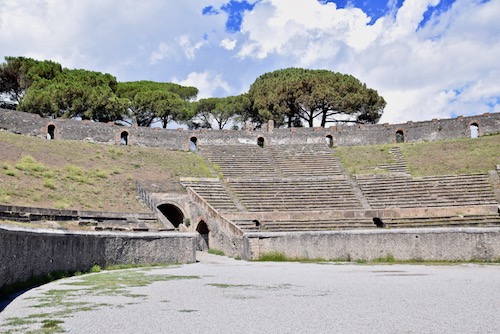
[0, 0, 499, 125]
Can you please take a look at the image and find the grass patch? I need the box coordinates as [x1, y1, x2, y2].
[0, 131, 214, 212]
[207, 248, 225, 256]
[337, 144, 396, 175]
[337, 134, 500, 176]
[0, 265, 197, 333]
[402, 135, 500, 176]
[255, 251, 327, 263]
[14, 155, 48, 173]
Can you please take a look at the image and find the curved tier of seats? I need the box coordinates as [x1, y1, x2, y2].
[227, 177, 363, 212]
[356, 174, 498, 209]
[200, 144, 341, 178]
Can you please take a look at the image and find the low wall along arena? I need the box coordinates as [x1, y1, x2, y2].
[243, 228, 500, 261]
[0, 226, 196, 290]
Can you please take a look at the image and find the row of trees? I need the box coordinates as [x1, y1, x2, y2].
[0, 57, 386, 128]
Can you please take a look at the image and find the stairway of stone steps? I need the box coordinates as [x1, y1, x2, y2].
[227, 177, 364, 212]
[356, 174, 499, 209]
[180, 179, 242, 212]
[268, 144, 342, 177]
[375, 146, 411, 175]
[199, 145, 278, 178]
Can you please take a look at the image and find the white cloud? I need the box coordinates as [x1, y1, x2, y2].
[0, 0, 498, 125]
[220, 38, 237, 50]
[172, 71, 231, 99]
[150, 42, 172, 64]
[235, 0, 500, 123]
[176, 35, 209, 61]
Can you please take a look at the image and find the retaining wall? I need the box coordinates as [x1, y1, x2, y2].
[0, 226, 196, 289]
[243, 228, 500, 261]
[1, 109, 499, 148]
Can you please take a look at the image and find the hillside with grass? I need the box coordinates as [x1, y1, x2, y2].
[1, 131, 499, 213]
[0, 131, 213, 212]
[338, 134, 500, 176]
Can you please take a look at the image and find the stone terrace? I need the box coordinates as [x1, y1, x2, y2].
[227, 176, 363, 212]
[199, 144, 342, 178]
[356, 174, 498, 209]
[185, 143, 500, 232]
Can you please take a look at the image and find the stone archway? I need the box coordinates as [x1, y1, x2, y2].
[190, 136, 198, 151]
[47, 124, 56, 140]
[120, 131, 129, 145]
[325, 135, 333, 148]
[196, 220, 209, 251]
[157, 203, 184, 228]
[257, 136, 265, 148]
[395, 130, 405, 143]
[470, 123, 479, 138]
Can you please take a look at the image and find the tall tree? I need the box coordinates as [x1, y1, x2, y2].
[117, 81, 198, 127]
[18, 68, 128, 122]
[192, 95, 246, 130]
[248, 68, 386, 127]
[0, 56, 62, 103]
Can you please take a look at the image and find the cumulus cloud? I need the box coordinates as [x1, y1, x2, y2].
[172, 71, 231, 99]
[220, 38, 237, 50]
[1, 0, 498, 124]
[176, 35, 209, 61]
[235, 0, 500, 123]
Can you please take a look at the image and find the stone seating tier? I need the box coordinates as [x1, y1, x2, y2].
[229, 213, 500, 232]
[181, 179, 239, 212]
[228, 177, 363, 212]
[356, 174, 498, 209]
[200, 144, 342, 178]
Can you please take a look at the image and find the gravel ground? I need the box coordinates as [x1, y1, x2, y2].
[1, 253, 499, 334]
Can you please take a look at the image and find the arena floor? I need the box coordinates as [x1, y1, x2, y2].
[1, 253, 499, 334]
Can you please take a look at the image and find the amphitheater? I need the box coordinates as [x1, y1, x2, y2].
[1, 109, 500, 293]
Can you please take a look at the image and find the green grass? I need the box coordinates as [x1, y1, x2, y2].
[256, 251, 326, 262]
[0, 266, 200, 333]
[207, 248, 225, 256]
[337, 134, 500, 176]
[0, 131, 214, 212]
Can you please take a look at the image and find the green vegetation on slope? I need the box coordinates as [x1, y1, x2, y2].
[0, 131, 213, 212]
[337, 134, 500, 176]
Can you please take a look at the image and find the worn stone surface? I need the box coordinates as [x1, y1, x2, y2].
[243, 227, 500, 261]
[1, 109, 499, 148]
[0, 226, 196, 289]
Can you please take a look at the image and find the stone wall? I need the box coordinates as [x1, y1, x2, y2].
[0, 226, 196, 289]
[1, 109, 499, 148]
[242, 228, 500, 261]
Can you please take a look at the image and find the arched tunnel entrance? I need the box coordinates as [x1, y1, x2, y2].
[196, 220, 209, 251]
[157, 204, 184, 228]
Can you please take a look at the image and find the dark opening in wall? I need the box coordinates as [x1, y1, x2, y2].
[47, 124, 55, 140]
[257, 137, 265, 148]
[190, 136, 198, 151]
[470, 123, 479, 138]
[157, 204, 184, 228]
[120, 131, 129, 145]
[325, 135, 333, 148]
[196, 220, 209, 250]
[373, 217, 385, 228]
[395, 130, 405, 143]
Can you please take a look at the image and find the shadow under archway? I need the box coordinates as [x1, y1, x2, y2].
[196, 221, 209, 251]
[157, 204, 184, 228]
